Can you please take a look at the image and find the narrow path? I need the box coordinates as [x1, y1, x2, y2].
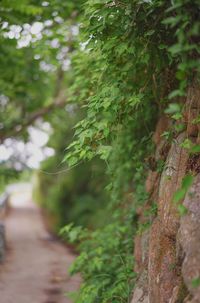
[0, 198, 80, 303]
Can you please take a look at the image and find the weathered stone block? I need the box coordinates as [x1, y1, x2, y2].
[0, 222, 5, 262]
[131, 270, 149, 303]
[158, 132, 189, 237]
[153, 115, 170, 145]
[148, 218, 181, 303]
[183, 86, 200, 137]
[179, 174, 200, 302]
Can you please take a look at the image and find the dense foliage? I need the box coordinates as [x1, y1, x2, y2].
[33, 110, 108, 231]
[1, 0, 200, 302]
[61, 1, 200, 302]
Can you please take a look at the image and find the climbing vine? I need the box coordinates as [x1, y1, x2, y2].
[0, 0, 199, 302]
[60, 1, 200, 302]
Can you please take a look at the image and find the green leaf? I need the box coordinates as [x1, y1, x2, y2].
[173, 174, 194, 204]
[67, 156, 79, 167]
[145, 29, 155, 36]
[182, 174, 194, 191]
[168, 90, 185, 99]
[181, 138, 193, 149]
[162, 16, 182, 27]
[165, 103, 181, 114]
[171, 113, 182, 120]
[128, 94, 142, 108]
[59, 223, 74, 236]
[168, 44, 182, 55]
[191, 277, 200, 288]
[97, 145, 112, 160]
[190, 145, 200, 153]
[174, 123, 186, 132]
[161, 131, 172, 140]
[178, 204, 188, 216]
[173, 188, 186, 203]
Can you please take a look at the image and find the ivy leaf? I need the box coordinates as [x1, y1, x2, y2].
[59, 223, 74, 236]
[173, 188, 186, 203]
[174, 123, 185, 132]
[182, 174, 194, 191]
[168, 43, 182, 55]
[191, 277, 200, 288]
[168, 90, 185, 99]
[145, 29, 155, 36]
[177, 204, 188, 216]
[162, 16, 182, 27]
[65, 155, 79, 167]
[173, 174, 194, 203]
[128, 94, 142, 108]
[181, 138, 193, 149]
[172, 113, 182, 120]
[97, 145, 112, 160]
[190, 145, 200, 153]
[165, 103, 181, 114]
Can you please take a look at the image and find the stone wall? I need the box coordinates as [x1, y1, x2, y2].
[131, 85, 200, 303]
[0, 223, 5, 262]
[0, 193, 8, 263]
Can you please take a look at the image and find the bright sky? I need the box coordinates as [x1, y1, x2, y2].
[0, 20, 58, 170]
[0, 13, 78, 170]
[0, 122, 55, 169]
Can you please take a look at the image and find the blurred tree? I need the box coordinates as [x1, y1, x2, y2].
[0, 0, 83, 143]
[33, 108, 108, 231]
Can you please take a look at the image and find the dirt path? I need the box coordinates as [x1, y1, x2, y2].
[0, 198, 80, 303]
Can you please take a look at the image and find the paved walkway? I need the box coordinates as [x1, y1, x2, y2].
[0, 196, 80, 303]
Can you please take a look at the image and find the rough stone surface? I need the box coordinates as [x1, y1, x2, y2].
[145, 171, 159, 195]
[183, 85, 200, 137]
[131, 85, 200, 303]
[134, 231, 149, 274]
[148, 132, 189, 302]
[158, 132, 189, 237]
[153, 115, 170, 145]
[148, 218, 182, 303]
[0, 222, 5, 262]
[178, 174, 200, 302]
[131, 271, 149, 303]
[131, 288, 148, 303]
[169, 286, 181, 303]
